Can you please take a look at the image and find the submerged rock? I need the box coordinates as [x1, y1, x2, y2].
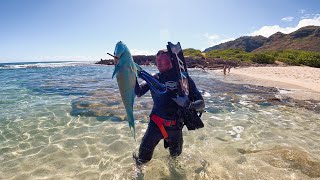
[237, 146, 320, 178]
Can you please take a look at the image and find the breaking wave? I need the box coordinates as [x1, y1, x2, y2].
[0, 61, 96, 69]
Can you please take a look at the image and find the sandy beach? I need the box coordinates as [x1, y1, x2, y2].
[222, 66, 320, 100]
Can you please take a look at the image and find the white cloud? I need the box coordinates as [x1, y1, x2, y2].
[131, 49, 155, 55]
[281, 16, 294, 22]
[301, 13, 319, 19]
[249, 14, 320, 37]
[301, 14, 311, 19]
[298, 14, 320, 26]
[250, 25, 295, 37]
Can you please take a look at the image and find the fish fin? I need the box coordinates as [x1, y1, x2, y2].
[130, 62, 137, 76]
[134, 63, 142, 71]
[134, 63, 143, 77]
[112, 64, 120, 79]
[132, 62, 136, 71]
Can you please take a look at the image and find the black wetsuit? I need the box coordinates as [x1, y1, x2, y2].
[135, 68, 204, 163]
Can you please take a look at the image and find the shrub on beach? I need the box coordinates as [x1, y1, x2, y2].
[267, 50, 320, 67]
[250, 53, 275, 64]
[205, 49, 251, 62]
[297, 52, 320, 68]
[183, 48, 205, 59]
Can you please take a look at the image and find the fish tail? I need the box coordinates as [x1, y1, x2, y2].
[126, 109, 136, 139]
[128, 118, 136, 140]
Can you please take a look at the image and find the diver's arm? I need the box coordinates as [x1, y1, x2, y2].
[172, 95, 205, 111]
[188, 99, 205, 111]
[188, 77, 205, 111]
[135, 80, 150, 97]
[172, 77, 205, 111]
[135, 72, 160, 97]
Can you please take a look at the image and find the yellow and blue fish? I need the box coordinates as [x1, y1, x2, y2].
[111, 41, 167, 139]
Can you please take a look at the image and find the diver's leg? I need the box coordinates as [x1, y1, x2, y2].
[168, 130, 183, 157]
[136, 123, 162, 164]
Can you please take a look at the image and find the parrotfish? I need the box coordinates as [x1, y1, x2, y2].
[111, 41, 167, 139]
[112, 41, 138, 139]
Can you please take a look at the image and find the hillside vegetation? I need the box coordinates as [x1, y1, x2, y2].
[184, 48, 320, 68]
[183, 48, 205, 59]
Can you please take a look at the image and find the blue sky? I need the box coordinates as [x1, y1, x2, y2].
[1, 0, 320, 62]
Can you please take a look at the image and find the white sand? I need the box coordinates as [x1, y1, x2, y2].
[223, 66, 320, 100]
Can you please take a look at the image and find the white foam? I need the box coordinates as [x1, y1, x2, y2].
[0, 61, 95, 69]
[226, 130, 236, 136]
[278, 89, 293, 94]
[232, 126, 244, 134]
[13, 117, 23, 122]
[239, 100, 250, 105]
[234, 134, 242, 141]
[257, 110, 273, 115]
[209, 116, 223, 120]
[241, 95, 248, 98]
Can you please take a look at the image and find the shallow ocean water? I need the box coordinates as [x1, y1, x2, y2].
[1, 62, 320, 179]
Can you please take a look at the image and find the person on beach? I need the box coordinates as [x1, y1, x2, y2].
[223, 64, 228, 75]
[223, 61, 238, 75]
[133, 49, 205, 165]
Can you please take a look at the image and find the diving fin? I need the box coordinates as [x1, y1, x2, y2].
[139, 70, 167, 94]
[167, 42, 190, 96]
[135, 63, 167, 94]
[112, 64, 120, 79]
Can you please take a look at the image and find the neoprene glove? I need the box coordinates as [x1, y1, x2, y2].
[172, 95, 190, 108]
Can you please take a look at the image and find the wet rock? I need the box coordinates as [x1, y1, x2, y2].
[291, 99, 320, 113]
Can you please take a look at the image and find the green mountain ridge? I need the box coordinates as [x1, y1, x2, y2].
[203, 26, 320, 53]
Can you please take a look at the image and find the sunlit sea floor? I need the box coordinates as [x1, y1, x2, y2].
[1, 63, 320, 179]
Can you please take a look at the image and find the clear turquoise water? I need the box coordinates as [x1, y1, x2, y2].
[1, 62, 320, 179]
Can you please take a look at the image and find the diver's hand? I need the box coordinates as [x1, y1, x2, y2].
[172, 95, 190, 108]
